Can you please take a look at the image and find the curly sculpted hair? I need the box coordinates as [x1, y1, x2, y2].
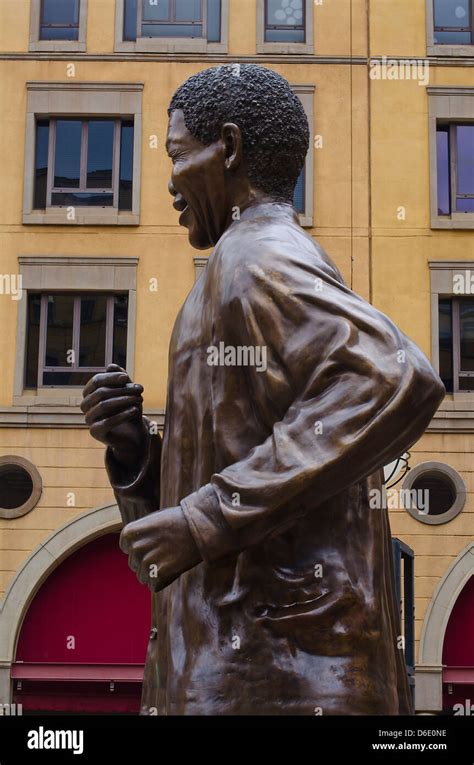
[168, 64, 309, 201]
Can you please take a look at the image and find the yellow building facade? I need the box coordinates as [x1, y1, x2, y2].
[0, 0, 473, 714]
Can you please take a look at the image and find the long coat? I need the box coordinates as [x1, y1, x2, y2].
[106, 203, 445, 715]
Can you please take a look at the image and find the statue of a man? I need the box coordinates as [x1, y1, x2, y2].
[81, 64, 444, 715]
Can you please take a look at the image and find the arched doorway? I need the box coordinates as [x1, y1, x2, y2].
[417, 541, 474, 713]
[10, 533, 150, 713]
[442, 575, 474, 713]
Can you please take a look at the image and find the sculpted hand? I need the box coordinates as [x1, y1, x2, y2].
[119, 506, 202, 592]
[81, 363, 149, 471]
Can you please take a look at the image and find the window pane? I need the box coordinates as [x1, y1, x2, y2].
[40, 0, 80, 40]
[87, 120, 114, 189]
[79, 296, 107, 367]
[433, 30, 472, 44]
[143, 0, 170, 21]
[175, 0, 202, 21]
[459, 376, 474, 390]
[456, 198, 474, 212]
[459, 300, 474, 371]
[54, 120, 82, 188]
[207, 0, 221, 41]
[113, 295, 129, 368]
[0, 466, 33, 510]
[34, 120, 49, 209]
[142, 22, 202, 36]
[119, 121, 134, 211]
[41, 0, 80, 25]
[124, 0, 137, 40]
[51, 192, 114, 206]
[45, 295, 74, 367]
[40, 26, 79, 40]
[433, 0, 470, 29]
[265, 28, 305, 42]
[456, 125, 474, 196]
[436, 126, 450, 215]
[43, 371, 94, 386]
[293, 166, 305, 214]
[438, 298, 453, 393]
[25, 294, 41, 388]
[267, 0, 303, 26]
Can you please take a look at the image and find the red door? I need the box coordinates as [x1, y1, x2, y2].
[12, 533, 151, 713]
[442, 575, 474, 713]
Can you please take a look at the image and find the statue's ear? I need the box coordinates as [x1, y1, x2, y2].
[221, 123, 242, 171]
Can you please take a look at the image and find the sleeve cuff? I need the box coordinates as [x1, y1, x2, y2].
[105, 417, 161, 523]
[180, 484, 240, 564]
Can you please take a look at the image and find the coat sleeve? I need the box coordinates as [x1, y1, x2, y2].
[180, 243, 445, 563]
[104, 416, 162, 525]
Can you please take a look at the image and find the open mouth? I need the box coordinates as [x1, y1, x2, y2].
[179, 205, 189, 225]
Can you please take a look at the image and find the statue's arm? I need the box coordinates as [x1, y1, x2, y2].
[180, 247, 446, 564]
[105, 416, 162, 525]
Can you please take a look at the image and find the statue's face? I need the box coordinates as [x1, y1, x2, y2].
[166, 109, 228, 250]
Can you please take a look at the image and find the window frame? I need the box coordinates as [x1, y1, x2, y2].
[24, 82, 143, 226]
[292, 84, 314, 227]
[426, 0, 474, 57]
[45, 118, 121, 210]
[257, 0, 313, 55]
[436, 122, 474, 218]
[428, 87, 474, 230]
[115, 0, 229, 53]
[264, 0, 306, 43]
[0, 456, 43, 521]
[14, 257, 138, 407]
[401, 461, 466, 525]
[438, 295, 474, 393]
[36, 293, 121, 388]
[29, 0, 88, 53]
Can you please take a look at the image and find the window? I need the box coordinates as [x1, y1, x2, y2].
[428, 87, 474, 229]
[29, 0, 87, 52]
[116, 0, 228, 52]
[257, 0, 313, 54]
[438, 297, 474, 393]
[40, 0, 80, 40]
[33, 118, 134, 211]
[293, 166, 305, 216]
[433, 0, 473, 45]
[265, 0, 305, 43]
[0, 457, 42, 520]
[14, 257, 138, 407]
[26, 293, 128, 388]
[427, 0, 474, 56]
[401, 462, 466, 525]
[392, 538, 415, 699]
[24, 83, 142, 225]
[292, 85, 314, 226]
[436, 124, 474, 216]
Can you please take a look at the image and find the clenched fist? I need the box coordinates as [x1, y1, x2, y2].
[81, 363, 149, 471]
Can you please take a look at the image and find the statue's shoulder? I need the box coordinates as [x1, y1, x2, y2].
[215, 215, 344, 288]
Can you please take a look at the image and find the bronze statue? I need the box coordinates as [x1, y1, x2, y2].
[81, 64, 445, 715]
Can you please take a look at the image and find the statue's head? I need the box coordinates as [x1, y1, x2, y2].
[166, 64, 309, 249]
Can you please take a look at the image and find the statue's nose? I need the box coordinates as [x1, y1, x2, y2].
[168, 180, 176, 197]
